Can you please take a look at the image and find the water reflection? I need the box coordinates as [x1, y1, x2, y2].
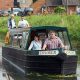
[27, 73, 77, 80]
[11, 72, 77, 80]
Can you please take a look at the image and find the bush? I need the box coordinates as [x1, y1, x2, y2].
[54, 6, 66, 14]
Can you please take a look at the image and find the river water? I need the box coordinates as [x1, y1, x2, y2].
[0, 47, 80, 80]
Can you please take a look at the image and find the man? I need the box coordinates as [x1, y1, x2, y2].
[18, 16, 30, 28]
[8, 14, 16, 30]
[42, 31, 64, 50]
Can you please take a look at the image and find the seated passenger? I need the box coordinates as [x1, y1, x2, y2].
[42, 31, 64, 50]
[28, 35, 42, 50]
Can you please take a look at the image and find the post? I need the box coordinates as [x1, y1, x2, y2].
[66, 0, 68, 15]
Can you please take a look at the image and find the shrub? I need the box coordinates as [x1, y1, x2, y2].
[54, 6, 66, 14]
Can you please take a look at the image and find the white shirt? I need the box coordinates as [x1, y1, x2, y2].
[18, 20, 29, 28]
[28, 40, 42, 50]
[8, 19, 16, 29]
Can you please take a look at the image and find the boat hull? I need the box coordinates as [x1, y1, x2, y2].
[2, 47, 78, 75]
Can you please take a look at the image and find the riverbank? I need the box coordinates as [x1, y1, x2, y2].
[0, 14, 80, 41]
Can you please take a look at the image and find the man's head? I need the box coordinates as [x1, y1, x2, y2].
[11, 14, 14, 19]
[21, 15, 24, 21]
[48, 30, 56, 39]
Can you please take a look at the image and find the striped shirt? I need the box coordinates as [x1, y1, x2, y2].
[44, 37, 64, 49]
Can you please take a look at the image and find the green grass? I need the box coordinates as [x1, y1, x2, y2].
[0, 14, 80, 44]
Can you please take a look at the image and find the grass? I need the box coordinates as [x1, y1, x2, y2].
[0, 14, 80, 45]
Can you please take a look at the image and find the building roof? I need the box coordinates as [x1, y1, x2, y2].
[46, 0, 79, 6]
[62, 0, 79, 6]
[46, 0, 62, 6]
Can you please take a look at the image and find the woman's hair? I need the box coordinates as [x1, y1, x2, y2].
[34, 34, 39, 38]
[34, 34, 40, 40]
[49, 30, 56, 34]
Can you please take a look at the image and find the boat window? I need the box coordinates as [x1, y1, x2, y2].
[58, 31, 71, 49]
[58, 32, 64, 44]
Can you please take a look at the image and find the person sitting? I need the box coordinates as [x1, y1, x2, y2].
[42, 31, 64, 50]
[18, 16, 30, 28]
[28, 35, 42, 50]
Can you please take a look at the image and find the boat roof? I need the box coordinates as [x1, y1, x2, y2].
[9, 26, 68, 36]
[30, 26, 67, 31]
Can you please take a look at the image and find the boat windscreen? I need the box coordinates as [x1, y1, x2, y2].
[10, 28, 30, 35]
[9, 28, 30, 48]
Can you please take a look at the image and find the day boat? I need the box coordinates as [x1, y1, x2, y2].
[2, 26, 78, 79]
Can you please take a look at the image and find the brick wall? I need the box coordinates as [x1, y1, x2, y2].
[0, 0, 2, 10]
[32, 0, 46, 13]
[18, 0, 33, 8]
[68, 6, 76, 14]
[0, 0, 13, 10]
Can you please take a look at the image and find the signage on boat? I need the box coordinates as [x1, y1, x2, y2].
[39, 50, 59, 55]
[64, 50, 76, 55]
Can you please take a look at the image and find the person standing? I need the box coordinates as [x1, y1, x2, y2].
[18, 16, 30, 28]
[5, 14, 16, 44]
[8, 14, 16, 30]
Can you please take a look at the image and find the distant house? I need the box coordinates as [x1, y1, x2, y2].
[31, 0, 46, 13]
[46, 0, 79, 14]
[0, 0, 33, 10]
[32, 0, 79, 14]
[0, 0, 13, 10]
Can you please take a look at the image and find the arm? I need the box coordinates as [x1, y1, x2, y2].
[42, 39, 48, 50]
[26, 21, 30, 27]
[42, 44, 47, 50]
[28, 41, 33, 50]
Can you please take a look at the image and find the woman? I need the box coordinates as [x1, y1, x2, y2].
[28, 35, 42, 50]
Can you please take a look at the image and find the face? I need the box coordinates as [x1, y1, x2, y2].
[11, 15, 14, 19]
[49, 32, 56, 39]
[21, 17, 24, 20]
[34, 36, 39, 41]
